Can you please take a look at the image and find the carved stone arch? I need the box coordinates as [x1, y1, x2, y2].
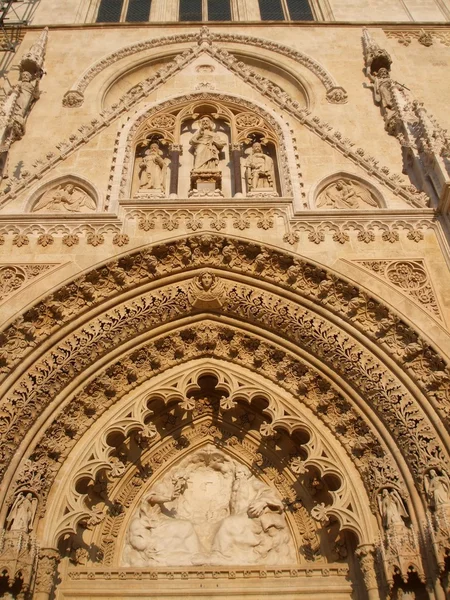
[25, 173, 100, 213]
[41, 358, 377, 551]
[1, 233, 449, 594]
[311, 172, 386, 210]
[63, 28, 346, 108]
[0, 237, 448, 486]
[112, 92, 299, 209]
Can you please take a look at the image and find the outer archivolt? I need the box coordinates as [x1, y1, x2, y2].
[0, 234, 449, 507]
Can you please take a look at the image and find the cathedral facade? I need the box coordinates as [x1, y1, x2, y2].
[0, 1, 450, 599]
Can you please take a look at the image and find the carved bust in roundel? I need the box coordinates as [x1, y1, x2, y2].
[122, 445, 297, 567]
[32, 182, 96, 213]
[316, 178, 379, 210]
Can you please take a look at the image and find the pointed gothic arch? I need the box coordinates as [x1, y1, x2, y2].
[0, 233, 449, 599]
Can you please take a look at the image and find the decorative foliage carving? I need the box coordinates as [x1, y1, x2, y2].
[0, 236, 448, 532]
[35, 548, 60, 596]
[353, 259, 442, 321]
[384, 29, 450, 47]
[0, 263, 58, 304]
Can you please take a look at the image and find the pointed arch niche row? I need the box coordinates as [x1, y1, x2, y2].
[0, 235, 449, 600]
[120, 96, 290, 202]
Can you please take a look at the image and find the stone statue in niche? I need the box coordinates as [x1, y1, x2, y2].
[189, 116, 225, 197]
[424, 469, 450, 510]
[12, 71, 41, 137]
[244, 141, 278, 197]
[122, 445, 296, 567]
[137, 142, 169, 198]
[378, 488, 409, 529]
[32, 183, 96, 213]
[6, 492, 38, 533]
[316, 178, 378, 209]
[190, 116, 224, 172]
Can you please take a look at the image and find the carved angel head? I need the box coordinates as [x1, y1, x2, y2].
[198, 270, 215, 291]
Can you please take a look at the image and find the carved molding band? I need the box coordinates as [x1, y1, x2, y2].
[64, 27, 344, 101]
[0, 263, 59, 304]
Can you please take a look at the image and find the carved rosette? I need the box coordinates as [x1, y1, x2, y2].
[34, 548, 60, 599]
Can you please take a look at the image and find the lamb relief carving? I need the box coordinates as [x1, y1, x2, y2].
[316, 178, 379, 209]
[32, 183, 96, 213]
[122, 445, 296, 567]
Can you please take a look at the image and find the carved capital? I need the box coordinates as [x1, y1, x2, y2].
[356, 544, 378, 591]
[169, 144, 183, 153]
[35, 548, 60, 596]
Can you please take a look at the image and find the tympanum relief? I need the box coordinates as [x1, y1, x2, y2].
[316, 178, 379, 209]
[32, 183, 96, 213]
[122, 445, 296, 567]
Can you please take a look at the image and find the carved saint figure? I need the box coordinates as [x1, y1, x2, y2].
[138, 142, 168, 192]
[211, 464, 295, 565]
[378, 488, 409, 529]
[317, 178, 378, 209]
[123, 472, 202, 567]
[32, 183, 96, 213]
[367, 67, 397, 132]
[6, 492, 37, 533]
[424, 469, 450, 510]
[189, 116, 225, 171]
[122, 446, 296, 567]
[244, 142, 276, 192]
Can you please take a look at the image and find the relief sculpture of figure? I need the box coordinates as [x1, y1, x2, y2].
[6, 492, 37, 533]
[378, 488, 409, 529]
[317, 178, 378, 209]
[244, 142, 277, 196]
[189, 116, 225, 172]
[138, 142, 168, 193]
[122, 472, 202, 567]
[121, 446, 296, 567]
[32, 183, 96, 213]
[211, 464, 295, 565]
[424, 469, 450, 510]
